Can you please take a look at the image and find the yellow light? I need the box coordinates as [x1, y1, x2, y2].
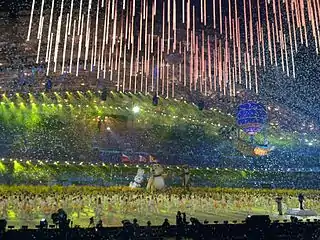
[13, 161, 25, 174]
[0, 162, 6, 172]
[254, 147, 271, 156]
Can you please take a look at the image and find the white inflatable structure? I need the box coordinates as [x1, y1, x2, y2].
[182, 165, 191, 188]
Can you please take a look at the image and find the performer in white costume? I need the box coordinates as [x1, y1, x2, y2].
[182, 165, 191, 189]
[129, 168, 145, 188]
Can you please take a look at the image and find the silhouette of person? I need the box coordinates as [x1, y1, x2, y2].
[298, 194, 304, 210]
[276, 197, 283, 215]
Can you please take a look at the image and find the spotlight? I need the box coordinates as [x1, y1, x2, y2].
[106, 127, 111, 131]
[132, 106, 140, 113]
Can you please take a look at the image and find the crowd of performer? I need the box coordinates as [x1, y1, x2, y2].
[0, 189, 319, 227]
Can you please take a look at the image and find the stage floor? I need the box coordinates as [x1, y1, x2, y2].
[3, 205, 318, 229]
[1, 186, 319, 229]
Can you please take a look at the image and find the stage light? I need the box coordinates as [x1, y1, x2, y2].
[106, 127, 111, 131]
[132, 106, 140, 113]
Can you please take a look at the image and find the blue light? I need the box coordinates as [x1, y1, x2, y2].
[237, 102, 267, 135]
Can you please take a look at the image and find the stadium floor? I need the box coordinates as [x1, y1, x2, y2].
[5, 206, 315, 229]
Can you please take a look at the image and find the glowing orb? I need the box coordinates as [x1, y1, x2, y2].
[237, 102, 267, 135]
[132, 106, 140, 113]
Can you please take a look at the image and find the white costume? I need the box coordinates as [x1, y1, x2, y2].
[182, 165, 191, 188]
[129, 168, 145, 188]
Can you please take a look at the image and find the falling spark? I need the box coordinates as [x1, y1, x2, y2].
[219, 0, 222, 34]
[69, 20, 77, 74]
[27, 0, 320, 99]
[77, 0, 83, 35]
[68, 0, 74, 35]
[27, 0, 35, 41]
[94, 0, 100, 66]
[76, 15, 84, 77]
[47, 33, 54, 76]
[54, 0, 64, 73]
[46, 0, 55, 62]
[36, 16, 44, 64]
[37, 0, 45, 40]
[62, 14, 69, 73]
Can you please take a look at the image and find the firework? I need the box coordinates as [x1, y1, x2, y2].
[27, 0, 319, 97]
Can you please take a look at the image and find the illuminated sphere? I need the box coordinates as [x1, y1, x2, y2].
[236, 102, 267, 135]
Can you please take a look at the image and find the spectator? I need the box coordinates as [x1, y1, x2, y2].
[118, 220, 134, 240]
[144, 221, 153, 239]
[176, 212, 184, 240]
[132, 219, 140, 237]
[161, 218, 171, 236]
[162, 218, 170, 229]
[176, 211, 183, 226]
[182, 212, 188, 225]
